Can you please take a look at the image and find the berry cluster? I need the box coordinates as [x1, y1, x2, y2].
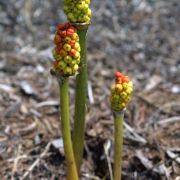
[52, 23, 81, 76]
[64, 0, 92, 23]
[110, 72, 133, 111]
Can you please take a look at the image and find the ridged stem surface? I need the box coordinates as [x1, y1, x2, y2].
[59, 77, 78, 180]
[73, 26, 88, 174]
[114, 112, 124, 180]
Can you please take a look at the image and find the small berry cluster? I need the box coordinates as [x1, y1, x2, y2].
[110, 72, 133, 111]
[52, 23, 81, 76]
[64, 0, 92, 23]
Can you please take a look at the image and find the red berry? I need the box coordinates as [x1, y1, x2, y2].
[53, 61, 58, 68]
[54, 35, 61, 44]
[64, 23, 71, 29]
[115, 72, 122, 78]
[57, 43, 63, 49]
[55, 46, 63, 53]
[59, 31, 67, 37]
[57, 24, 65, 30]
[55, 47, 59, 53]
[57, 23, 70, 31]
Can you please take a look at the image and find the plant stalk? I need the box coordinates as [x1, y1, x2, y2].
[73, 24, 89, 173]
[113, 111, 124, 180]
[59, 77, 78, 180]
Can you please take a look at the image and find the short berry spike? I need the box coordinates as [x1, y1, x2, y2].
[64, 0, 92, 23]
[110, 72, 133, 111]
[52, 23, 81, 76]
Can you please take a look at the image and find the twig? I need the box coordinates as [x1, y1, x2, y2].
[12, 144, 22, 177]
[157, 116, 180, 125]
[104, 140, 113, 180]
[136, 151, 170, 178]
[35, 100, 59, 108]
[21, 142, 51, 180]
[88, 81, 94, 104]
[124, 122, 147, 144]
[166, 150, 180, 165]
[81, 173, 101, 180]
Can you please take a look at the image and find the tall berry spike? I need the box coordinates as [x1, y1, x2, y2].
[110, 72, 133, 111]
[64, 0, 92, 23]
[52, 23, 81, 76]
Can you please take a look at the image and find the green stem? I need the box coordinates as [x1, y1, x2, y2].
[73, 25, 88, 173]
[113, 111, 124, 180]
[59, 77, 78, 180]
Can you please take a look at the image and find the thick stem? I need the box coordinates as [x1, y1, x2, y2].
[113, 112, 124, 180]
[73, 25, 88, 173]
[59, 77, 78, 180]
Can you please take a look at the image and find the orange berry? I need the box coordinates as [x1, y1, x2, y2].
[69, 40, 76, 48]
[122, 76, 129, 83]
[116, 79, 122, 84]
[69, 49, 76, 57]
[67, 29, 75, 36]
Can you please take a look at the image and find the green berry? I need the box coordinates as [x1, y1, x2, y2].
[75, 56, 80, 64]
[58, 61, 66, 70]
[64, 55, 72, 64]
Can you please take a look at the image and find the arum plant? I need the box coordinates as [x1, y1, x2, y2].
[110, 72, 133, 180]
[63, 0, 92, 173]
[52, 23, 81, 180]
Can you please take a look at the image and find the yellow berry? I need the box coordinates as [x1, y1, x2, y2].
[74, 43, 81, 51]
[126, 87, 133, 94]
[63, 43, 71, 51]
[85, 0, 90, 5]
[74, 51, 80, 59]
[64, 66, 72, 75]
[128, 81, 133, 88]
[73, 64, 79, 72]
[87, 9, 92, 17]
[72, 33, 79, 41]
[115, 84, 123, 91]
